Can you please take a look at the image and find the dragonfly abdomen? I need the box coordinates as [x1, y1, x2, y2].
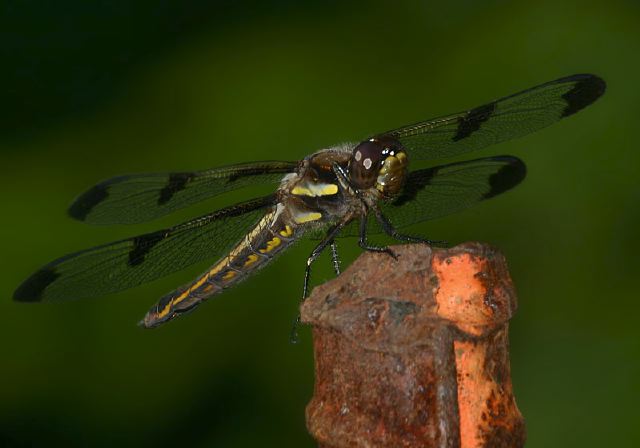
[141, 208, 297, 328]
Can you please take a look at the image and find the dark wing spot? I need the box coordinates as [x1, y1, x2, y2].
[483, 157, 527, 199]
[158, 173, 194, 205]
[453, 102, 497, 142]
[561, 74, 606, 118]
[391, 168, 437, 207]
[68, 182, 110, 221]
[13, 267, 61, 302]
[128, 231, 166, 266]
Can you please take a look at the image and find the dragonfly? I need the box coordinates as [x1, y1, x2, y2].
[14, 74, 606, 329]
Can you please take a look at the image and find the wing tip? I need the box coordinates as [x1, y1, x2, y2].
[67, 175, 136, 223]
[560, 74, 606, 118]
[13, 267, 60, 302]
[68, 182, 110, 222]
[483, 156, 527, 199]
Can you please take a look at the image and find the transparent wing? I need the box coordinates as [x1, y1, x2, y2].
[14, 195, 277, 302]
[338, 156, 526, 237]
[69, 161, 296, 224]
[382, 74, 605, 161]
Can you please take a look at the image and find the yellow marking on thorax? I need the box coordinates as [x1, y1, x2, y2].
[294, 211, 322, 224]
[259, 236, 282, 253]
[291, 183, 338, 197]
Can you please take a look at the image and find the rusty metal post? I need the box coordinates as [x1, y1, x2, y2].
[301, 242, 526, 448]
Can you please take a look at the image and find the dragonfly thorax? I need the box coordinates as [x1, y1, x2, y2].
[348, 136, 408, 197]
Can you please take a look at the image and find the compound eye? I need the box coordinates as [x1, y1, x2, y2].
[354, 140, 383, 171]
[349, 140, 384, 189]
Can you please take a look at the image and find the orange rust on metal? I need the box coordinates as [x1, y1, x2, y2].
[301, 242, 525, 448]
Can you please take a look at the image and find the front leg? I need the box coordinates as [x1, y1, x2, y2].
[372, 206, 448, 247]
[331, 160, 445, 247]
[358, 215, 397, 259]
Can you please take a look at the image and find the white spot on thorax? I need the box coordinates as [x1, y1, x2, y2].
[363, 158, 372, 169]
[354, 150, 362, 161]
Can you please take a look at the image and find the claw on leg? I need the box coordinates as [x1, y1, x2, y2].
[358, 216, 397, 259]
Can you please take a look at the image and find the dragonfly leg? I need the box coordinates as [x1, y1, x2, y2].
[330, 240, 341, 276]
[302, 224, 345, 298]
[290, 222, 346, 344]
[372, 207, 448, 247]
[332, 161, 438, 250]
[333, 161, 398, 256]
[358, 215, 398, 259]
[331, 162, 358, 195]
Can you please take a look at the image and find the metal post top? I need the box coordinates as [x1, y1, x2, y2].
[301, 242, 518, 347]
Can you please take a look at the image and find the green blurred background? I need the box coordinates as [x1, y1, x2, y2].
[1, 0, 638, 446]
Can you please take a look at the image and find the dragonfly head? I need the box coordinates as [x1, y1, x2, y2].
[348, 135, 408, 197]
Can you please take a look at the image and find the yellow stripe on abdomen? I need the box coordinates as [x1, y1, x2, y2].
[149, 209, 299, 324]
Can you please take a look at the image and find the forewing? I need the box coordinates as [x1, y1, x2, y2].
[69, 161, 296, 224]
[383, 74, 605, 161]
[14, 195, 277, 302]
